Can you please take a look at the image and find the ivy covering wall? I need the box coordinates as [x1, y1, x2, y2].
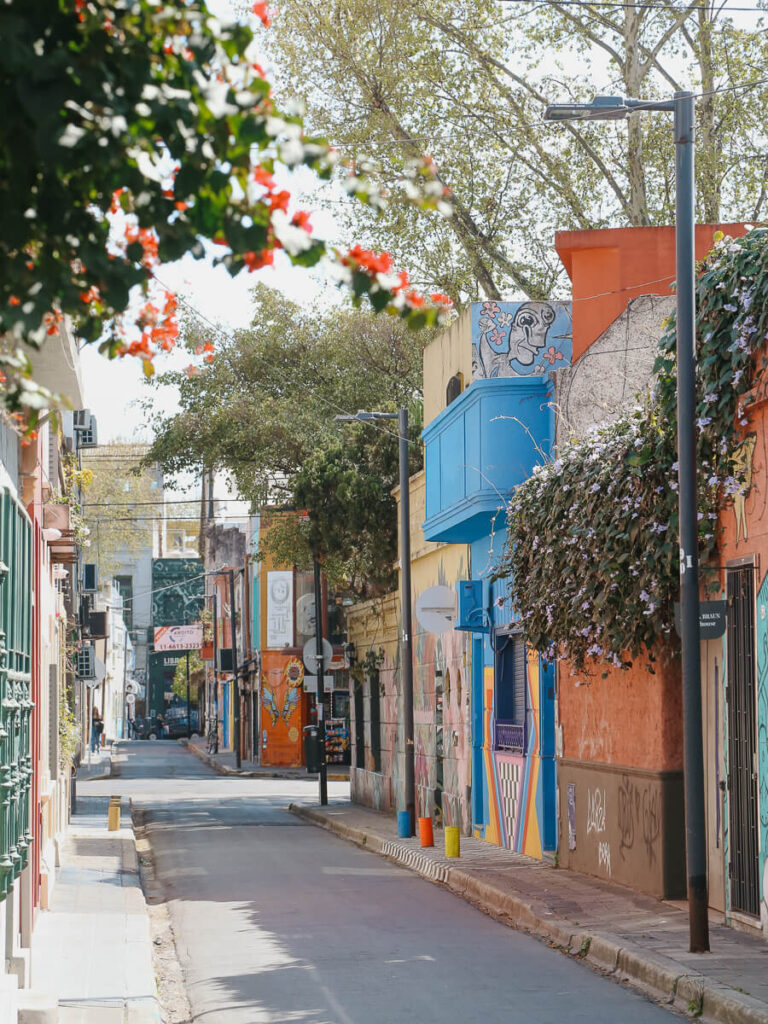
[495, 228, 768, 673]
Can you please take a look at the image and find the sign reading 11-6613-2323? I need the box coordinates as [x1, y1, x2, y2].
[153, 624, 203, 652]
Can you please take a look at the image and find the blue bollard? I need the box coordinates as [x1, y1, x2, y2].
[397, 810, 411, 838]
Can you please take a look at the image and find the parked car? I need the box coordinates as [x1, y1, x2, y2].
[163, 707, 199, 739]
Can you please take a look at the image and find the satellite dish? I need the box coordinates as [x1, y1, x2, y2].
[415, 585, 457, 635]
[302, 637, 333, 673]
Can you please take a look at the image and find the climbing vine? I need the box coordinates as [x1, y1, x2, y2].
[495, 227, 768, 673]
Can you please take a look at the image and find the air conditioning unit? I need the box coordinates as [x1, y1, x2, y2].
[455, 580, 488, 633]
[76, 645, 96, 679]
[73, 409, 98, 448]
[83, 563, 97, 592]
[88, 611, 108, 638]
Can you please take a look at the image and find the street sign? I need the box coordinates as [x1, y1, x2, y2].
[415, 585, 456, 634]
[302, 637, 333, 673]
[154, 624, 203, 651]
[303, 674, 335, 694]
[673, 600, 727, 640]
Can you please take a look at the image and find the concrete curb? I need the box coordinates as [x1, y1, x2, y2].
[180, 738, 349, 781]
[289, 803, 768, 1024]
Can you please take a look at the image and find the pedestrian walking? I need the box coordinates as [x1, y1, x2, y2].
[90, 708, 104, 754]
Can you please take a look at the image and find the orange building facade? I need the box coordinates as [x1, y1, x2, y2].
[553, 223, 751, 902]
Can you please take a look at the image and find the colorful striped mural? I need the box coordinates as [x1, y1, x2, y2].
[475, 654, 550, 859]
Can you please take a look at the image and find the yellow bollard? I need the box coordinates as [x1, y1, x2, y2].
[445, 826, 460, 858]
[108, 796, 121, 832]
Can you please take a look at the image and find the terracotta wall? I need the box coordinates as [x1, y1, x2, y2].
[559, 654, 683, 771]
[555, 223, 749, 362]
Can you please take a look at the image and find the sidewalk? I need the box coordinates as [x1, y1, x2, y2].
[28, 793, 160, 1024]
[182, 735, 351, 781]
[290, 801, 768, 1024]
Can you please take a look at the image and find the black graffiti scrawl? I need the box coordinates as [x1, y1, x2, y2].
[617, 775, 661, 865]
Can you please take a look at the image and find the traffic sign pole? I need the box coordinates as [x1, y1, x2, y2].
[313, 558, 328, 806]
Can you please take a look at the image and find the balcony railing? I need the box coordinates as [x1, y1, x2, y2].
[494, 720, 525, 752]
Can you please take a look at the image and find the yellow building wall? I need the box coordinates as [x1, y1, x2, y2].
[423, 310, 473, 428]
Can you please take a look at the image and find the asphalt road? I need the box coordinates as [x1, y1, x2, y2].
[89, 742, 678, 1024]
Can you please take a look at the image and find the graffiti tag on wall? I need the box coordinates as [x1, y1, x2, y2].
[617, 775, 661, 865]
[586, 788, 606, 835]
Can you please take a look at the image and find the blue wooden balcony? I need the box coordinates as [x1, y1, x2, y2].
[422, 377, 553, 544]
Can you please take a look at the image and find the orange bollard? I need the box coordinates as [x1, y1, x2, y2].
[418, 816, 434, 847]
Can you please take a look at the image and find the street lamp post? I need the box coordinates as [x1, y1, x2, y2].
[544, 92, 709, 953]
[334, 410, 416, 837]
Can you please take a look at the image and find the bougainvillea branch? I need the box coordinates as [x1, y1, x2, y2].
[0, 0, 453, 421]
[495, 227, 768, 674]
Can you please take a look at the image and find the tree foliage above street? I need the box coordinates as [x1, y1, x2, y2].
[80, 442, 158, 577]
[146, 284, 427, 591]
[495, 227, 768, 674]
[0, 0, 452, 428]
[268, 0, 768, 302]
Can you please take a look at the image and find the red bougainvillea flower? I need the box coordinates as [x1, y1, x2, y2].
[405, 290, 424, 308]
[431, 293, 454, 308]
[291, 210, 312, 233]
[343, 245, 394, 276]
[253, 165, 276, 190]
[243, 249, 275, 271]
[252, 1, 272, 27]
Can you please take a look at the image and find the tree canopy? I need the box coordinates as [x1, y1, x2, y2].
[145, 284, 427, 591]
[268, 0, 768, 302]
[0, 0, 451, 428]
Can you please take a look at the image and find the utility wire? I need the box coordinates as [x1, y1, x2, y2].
[498, 0, 766, 11]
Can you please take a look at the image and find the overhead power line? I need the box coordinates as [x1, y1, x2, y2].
[498, 0, 766, 12]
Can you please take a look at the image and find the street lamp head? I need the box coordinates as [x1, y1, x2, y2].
[334, 410, 398, 423]
[543, 95, 629, 122]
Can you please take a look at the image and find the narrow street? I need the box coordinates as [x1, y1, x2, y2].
[87, 743, 678, 1024]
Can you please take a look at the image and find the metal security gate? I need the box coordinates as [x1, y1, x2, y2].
[726, 565, 760, 916]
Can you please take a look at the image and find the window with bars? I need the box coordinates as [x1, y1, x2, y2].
[493, 629, 526, 752]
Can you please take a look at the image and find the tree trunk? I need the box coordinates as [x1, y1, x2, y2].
[695, 3, 720, 223]
[624, 8, 651, 226]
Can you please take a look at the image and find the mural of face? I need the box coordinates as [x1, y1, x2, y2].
[507, 302, 556, 367]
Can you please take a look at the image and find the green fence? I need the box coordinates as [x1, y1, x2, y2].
[0, 488, 32, 896]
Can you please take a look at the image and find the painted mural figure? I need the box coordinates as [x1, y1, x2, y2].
[472, 301, 568, 379]
[733, 434, 757, 544]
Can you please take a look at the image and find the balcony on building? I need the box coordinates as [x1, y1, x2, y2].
[43, 503, 78, 563]
[422, 376, 554, 544]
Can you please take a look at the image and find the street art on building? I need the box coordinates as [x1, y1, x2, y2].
[733, 434, 757, 544]
[477, 653, 546, 857]
[260, 650, 307, 766]
[471, 301, 572, 380]
[152, 558, 204, 626]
